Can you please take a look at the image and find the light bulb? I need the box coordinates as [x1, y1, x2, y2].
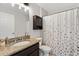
[24, 8, 27, 12]
[26, 6, 29, 10]
[19, 5, 22, 9]
[11, 3, 15, 7]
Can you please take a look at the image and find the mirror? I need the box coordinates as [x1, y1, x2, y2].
[0, 3, 29, 38]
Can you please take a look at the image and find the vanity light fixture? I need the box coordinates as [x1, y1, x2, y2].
[24, 3, 29, 10]
[24, 6, 29, 12]
[10, 3, 29, 12]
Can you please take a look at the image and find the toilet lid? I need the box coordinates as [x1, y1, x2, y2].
[40, 45, 51, 51]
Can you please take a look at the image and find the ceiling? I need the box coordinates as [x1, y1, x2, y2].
[37, 3, 79, 15]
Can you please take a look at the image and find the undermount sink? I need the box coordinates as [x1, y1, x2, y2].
[12, 41, 30, 47]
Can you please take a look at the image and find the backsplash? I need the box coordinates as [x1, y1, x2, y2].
[3, 35, 30, 47]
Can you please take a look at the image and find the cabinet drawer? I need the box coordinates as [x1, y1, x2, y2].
[29, 50, 39, 56]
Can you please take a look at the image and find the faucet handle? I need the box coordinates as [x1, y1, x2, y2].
[5, 37, 9, 47]
[25, 32, 27, 36]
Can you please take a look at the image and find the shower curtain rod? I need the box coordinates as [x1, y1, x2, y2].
[43, 7, 79, 17]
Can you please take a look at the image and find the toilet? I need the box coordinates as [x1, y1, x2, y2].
[37, 38, 51, 56]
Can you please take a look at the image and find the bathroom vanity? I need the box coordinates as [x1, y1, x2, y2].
[0, 38, 40, 56]
[11, 42, 39, 56]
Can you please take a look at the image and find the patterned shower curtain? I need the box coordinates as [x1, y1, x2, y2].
[43, 8, 79, 56]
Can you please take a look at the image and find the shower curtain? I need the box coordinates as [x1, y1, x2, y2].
[43, 8, 79, 56]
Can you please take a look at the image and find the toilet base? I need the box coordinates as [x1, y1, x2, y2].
[39, 45, 51, 56]
[39, 50, 50, 56]
[44, 54, 49, 56]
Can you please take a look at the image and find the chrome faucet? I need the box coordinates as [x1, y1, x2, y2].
[5, 37, 8, 45]
[5, 37, 9, 47]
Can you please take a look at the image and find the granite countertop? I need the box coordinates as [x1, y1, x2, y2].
[0, 37, 40, 56]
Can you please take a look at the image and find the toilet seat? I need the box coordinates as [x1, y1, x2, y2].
[40, 45, 51, 51]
